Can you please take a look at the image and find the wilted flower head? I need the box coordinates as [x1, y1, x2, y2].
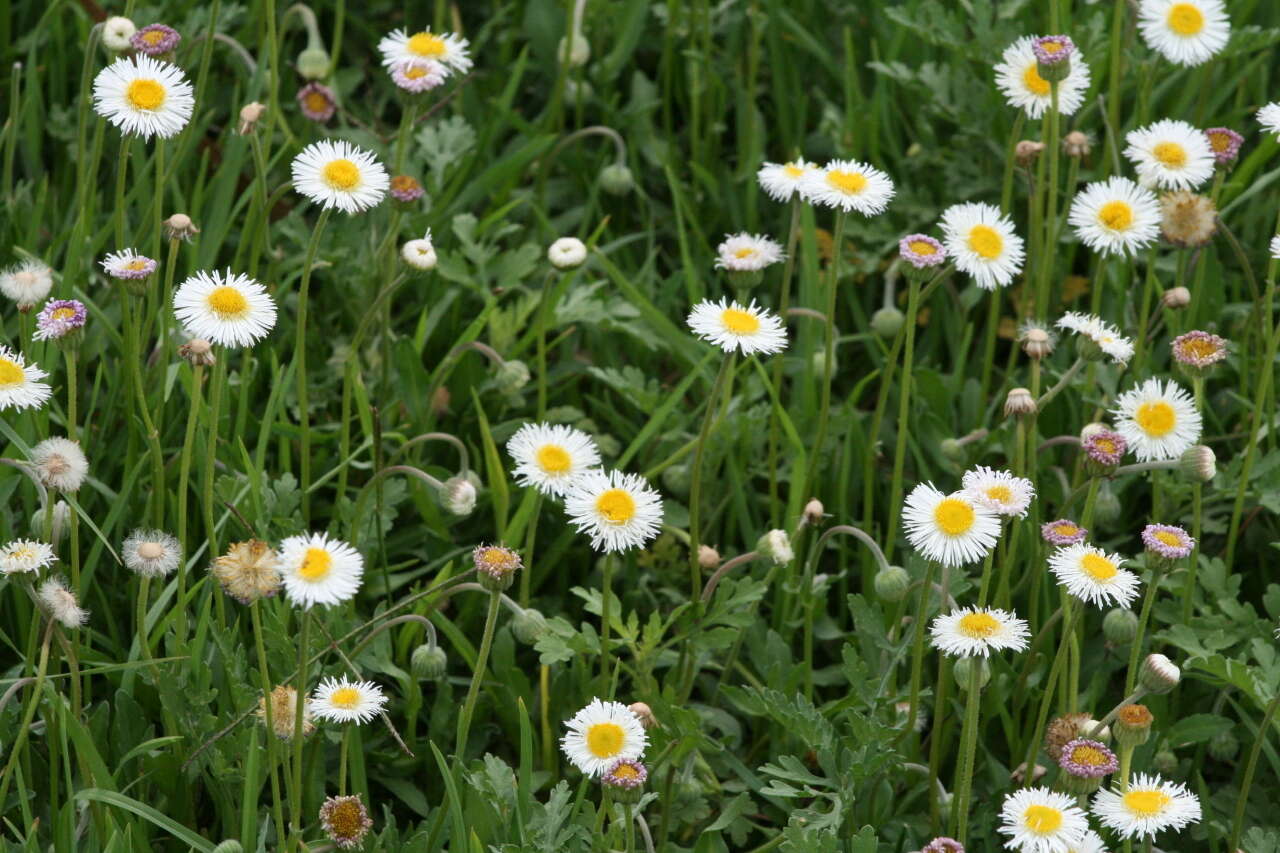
[402, 230, 437, 271]
[179, 338, 216, 366]
[296, 82, 337, 122]
[601, 758, 648, 790]
[1171, 330, 1227, 372]
[757, 529, 794, 566]
[1, 259, 54, 311]
[30, 437, 88, 493]
[318, 794, 374, 849]
[1141, 523, 1194, 561]
[33, 299, 88, 344]
[1204, 127, 1243, 165]
[1004, 387, 1036, 418]
[163, 213, 200, 241]
[38, 576, 88, 628]
[473, 543, 522, 591]
[123, 529, 182, 578]
[389, 174, 424, 203]
[257, 685, 313, 739]
[1015, 140, 1046, 167]
[212, 539, 282, 603]
[1082, 428, 1127, 468]
[130, 23, 181, 56]
[1160, 190, 1217, 248]
[237, 101, 266, 135]
[1162, 286, 1191, 309]
[1062, 130, 1092, 158]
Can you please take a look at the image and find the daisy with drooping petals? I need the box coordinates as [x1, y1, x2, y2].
[940, 202, 1025, 291]
[38, 576, 89, 628]
[377, 28, 472, 74]
[1171, 330, 1227, 370]
[1138, 0, 1229, 67]
[686, 298, 788, 356]
[1042, 519, 1088, 546]
[1091, 773, 1201, 840]
[561, 698, 648, 777]
[1056, 312, 1134, 365]
[1112, 378, 1201, 461]
[998, 787, 1090, 853]
[92, 55, 194, 139]
[0, 539, 56, 575]
[101, 249, 157, 280]
[1258, 103, 1280, 137]
[930, 607, 1030, 657]
[961, 466, 1035, 518]
[1124, 120, 1215, 190]
[798, 159, 895, 215]
[714, 233, 784, 272]
[1141, 523, 1195, 561]
[757, 159, 815, 202]
[506, 422, 600, 497]
[0, 345, 52, 412]
[291, 140, 390, 214]
[33, 300, 87, 343]
[564, 469, 664, 553]
[1, 259, 53, 310]
[993, 36, 1092, 119]
[173, 270, 277, 348]
[1049, 542, 1141, 608]
[278, 532, 364, 609]
[310, 677, 387, 724]
[902, 483, 1001, 567]
[1068, 177, 1161, 257]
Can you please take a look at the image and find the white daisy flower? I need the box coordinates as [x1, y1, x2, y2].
[548, 236, 588, 269]
[563, 469, 664, 553]
[930, 606, 1030, 657]
[291, 140, 390, 215]
[1067, 830, 1109, 853]
[901, 482, 1001, 567]
[377, 28, 472, 73]
[1138, 0, 1229, 67]
[0, 345, 52, 412]
[1112, 378, 1202, 461]
[278, 532, 364, 609]
[91, 55, 194, 139]
[309, 677, 388, 724]
[993, 36, 1093, 119]
[0, 539, 56, 575]
[686, 298, 788, 357]
[100, 249, 158, 280]
[757, 159, 816, 203]
[1048, 542, 1141, 609]
[506, 422, 601, 497]
[38, 576, 89, 628]
[714, 233, 784, 272]
[961, 466, 1035, 518]
[998, 787, 1091, 853]
[1068, 177, 1162, 257]
[402, 230, 437, 270]
[122, 529, 182, 578]
[1056, 312, 1135, 365]
[940, 202, 1025, 291]
[1, 259, 53, 310]
[798, 159, 895, 215]
[560, 698, 648, 777]
[30, 437, 89, 493]
[1091, 773, 1202, 840]
[1257, 103, 1280, 137]
[173, 270, 277, 348]
[1124, 120, 1215, 191]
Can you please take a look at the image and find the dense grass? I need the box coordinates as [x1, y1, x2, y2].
[2, 0, 1280, 851]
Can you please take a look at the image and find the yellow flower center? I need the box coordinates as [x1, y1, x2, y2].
[207, 286, 249, 318]
[0, 358, 26, 387]
[967, 225, 1004, 260]
[1022, 65, 1051, 97]
[1080, 553, 1118, 581]
[323, 159, 361, 190]
[783, 164, 805, 178]
[405, 65, 430, 80]
[407, 32, 446, 58]
[1023, 805, 1063, 835]
[1070, 744, 1109, 766]
[585, 721, 625, 757]
[297, 547, 333, 581]
[51, 307, 76, 322]
[1207, 131, 1230, 152]
[908, 239, 938, 256]
[1153, 141, 1188, 168]
[476, 547, 513, 569]
[958, 611, 1001, 638]
[536, 444, 571, 474]
[126, 79, 166, 111]
[1122, 789, 1172, 817]
[327, 799, 364, 839]
[1167, 3, 1205, 35]
[733, 247, 758, 259]
[1053, 524, 1079, 537]
[1155, 530, 1183, 548]
[329, 687, 361, 708]
[304, 92, 331, 113]
[125, 259, 150, 270]
[1177, 337, 1219, 360]
[1041, 40, 1065, 54]
[933, 497, 975, 535]
[11, 546, 36, 562]
[142, 29, 166, 46]
[985, 484, 1013, 504]
[1135, 400, 1176, 437]
[596, 488, 636, 525]
[1094, 437, 1118, 456]
[721, 307, 760, 334]
[611, 762, 641, 780]
[1098, 200, 1134, 231]
[826, 169, 868, 195]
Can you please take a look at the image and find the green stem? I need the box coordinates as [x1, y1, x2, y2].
[64, 350, 77, 442]
[1124, 567, 1164, 694]
[176, 364, 204, 639]
[0, 620, 54, 809]
[766, 198, 803, 525]
[600, 555, 614, 695]
[1230, 689, 1280, 852]
[296, 208, 334, 525]
[290, 610, 312, 847]
[1104, 0, 1126, 175]
[687, 353, 735, 601]
[952, 660, 984, 842]
[455, 590, 502, 760]
[898, 561, 936, 743]
[536, 271, 557, 418]
[338, 727, 349, 796]
[807, 210, 847, 493]
[1022, 601, 1080, 786]
[884, 273, 923, 561]
[204, 359, 227, 561]
[1037, 83, 1061, 321]
[251, 601, 288, 847]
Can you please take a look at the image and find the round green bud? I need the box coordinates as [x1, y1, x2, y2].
[870, 306, 905, 339]
[599, 163, 635, 196]
[494, 359, 531, 395]
[1209, 729, 1239, 762]
[1152, 748, 1177, 775]
[661, 463, 691, 497]
[1102, 608, 1138, 646]
[953, 657, 991, 692]
[296, 47, 330, 80]
[558, 32, 590, 67]
[1091, 480, 1121, 527]
[873, 566, 911, 602]
[940, 437, 966, 462]
[212, 842, 245, 853]
[411, 644, 448, 681]
[512, 607, 549, 645]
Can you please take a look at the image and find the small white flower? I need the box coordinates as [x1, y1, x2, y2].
[0, 539, 56, 575]
[102, 16, 138, 52]
[1124, 119, 1215, 191]
[402, 230, 437, 270]
[0, 345, 53, 412]
[757, 529, 794, 566]
[1049, 542, 1141, 609]
[506, 422, 601, 497]
[902, 482, 1001, 567]
[998, 787, 1091, 853]
[714, 233, 784, 272]
[291, 140, 390, 214]
[278, 532, 364, 609]
[122, 529, 182, 578]
[377, 28, 472, 73]
[309, 677, 388, 724]
[563, 469, 664, 553]
[1138, 0, 1229, 67]
[686, 298, 788, 357]
[993, 36, 1092, 119]
[92, 55, 194, 139]
[961, 466, 1035, 518]
[30, 437, 89, 493]
[173, 270, 277, 348]
[1257, 103, 1280, 137]
[1056, 311, 1135, 365]
[1, 259, 53, 311]
[548, 237, 587, 269]
[561, 698, 648, 777]
[1091, 772, 1202, 840]
[798, 159, 895, 215]
[1068, 177, 1162, 257]
[930, 606, 1030, 657]
[101, 249, 158, 280]
[1112, 378, 1202, 461]
[757, 159, 816, 203]
[940, 202, 1025, 291]
[38, 576, 88, 628]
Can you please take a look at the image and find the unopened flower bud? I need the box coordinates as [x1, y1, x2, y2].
[697, 545, 720, 569]
[212, 842, 245, 853]
[1114, 704, 1153, 749]
[1209, 729, 1239, 762]
[548, 237, 588, 269]
[757, 529, 793, 566]
[494, 359, 531, 395]
[237, 102, 266, 135]
[1140, 653, 1181, 694]
[1162, 286, 1192, 309]
[411, 643, 448, 680]
[102, 16, 137, 52]
[440, 476, 477, 516]
[1015, 140, 1046, 167]
[871, 306, 905, 339]
[940, 437, 965, 462]
[874, 566, 911, 602]
[512, 607, 549, 645]
[802, 498, 826, 526]
[163, 213, 200, 241]
[661, 462, 690, 497]
[30, 500, 72, 543]
[953, 657, 990, 692]
[1180, 445, 1216, 483]
[297, 46, 330, 80]
[558, 31, 590, 67]
[1092, 480, 1121, 526]
[1004, 387, 1036, 418]
[1152, 748, 1177, 775]
[1103, 608, 1138, 646]
[599, 163, 635, 196]
[1062, 130, 1092, 158]
[628, 701, 657, 728]
[1020, 325, 1055, 359]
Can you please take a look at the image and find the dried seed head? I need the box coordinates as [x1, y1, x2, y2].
[1004, 387, 1036, 418]
[1015, 140, 1046, 167]
[802, 498, 826, 526]
[697, 544, 721, 569]
[212, 539, 282, 604]
[1019, 324, 1055, 359]
[179, 338, 217, 366]
[318, 794, 373, 849]
[164, 214, 200, 241]
[1161, 190, 1217, 248]
[1162, 286, 1192, 309]
[237, 102, 266, 135]
[257, 685, 314, 740]
[1062, 130, 1092, 158]
[628, 701, 657, 729]
[1045, 712, 1091, 761]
